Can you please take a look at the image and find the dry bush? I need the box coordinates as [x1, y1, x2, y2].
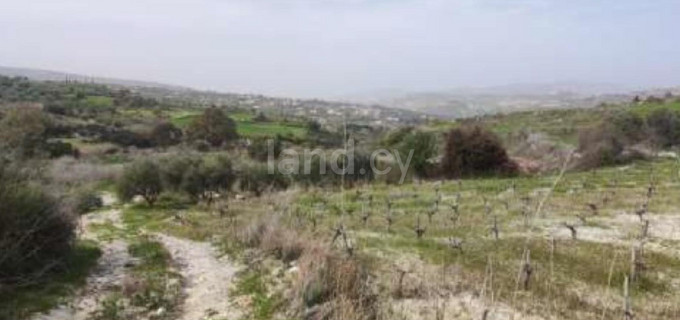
[576, 112, 650, 169]
[441, 125, 517, 179]
[238, 217, 378, 320]
[240, 217, 305, 263]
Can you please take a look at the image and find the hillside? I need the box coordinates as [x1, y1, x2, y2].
[3, 73, 680, 320]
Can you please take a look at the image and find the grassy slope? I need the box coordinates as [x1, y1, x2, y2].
[118, 158, 680, 319]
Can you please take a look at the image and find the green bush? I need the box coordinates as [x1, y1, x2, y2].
[647, 108, 680, 148]
[159, 155, 200, 192]
[180, 156, 235, 203]
[117, 160, 163, 206]
[186, 107, 239, 147]
[0, 162, 75, 287]
[45, 141, 79, 159]
[238, 162, 289, 196]
[398, 130, 438, 178]
[0, 107, 50, 158]
[248, 135, 282, 162]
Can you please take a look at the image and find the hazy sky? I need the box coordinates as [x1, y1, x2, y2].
[1, 0, 679, 97]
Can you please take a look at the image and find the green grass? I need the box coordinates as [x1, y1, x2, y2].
[169, 109, 306, 138]
[0, 241, 101, 320]
[169, 111, 201, 128]
[629, 101, 680, 117]
[237, 121, 306, 138]
[234, 271, 281, 320]
[85, 96, 114, 108]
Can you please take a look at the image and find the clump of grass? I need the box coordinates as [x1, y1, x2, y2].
[238, 217, 378, 320]
[234, 270, 281, 320]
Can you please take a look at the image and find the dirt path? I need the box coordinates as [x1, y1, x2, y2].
[156, 234, 242, 320]
[33, 202, 133, 320]
[33, 193, 242, 320]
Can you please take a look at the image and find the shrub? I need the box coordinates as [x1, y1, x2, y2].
[117, 160, 163, 206]
[238, 218, 377, 320]
[45, 141, 79, 158]
[159, 155, 200, 191]
[646, 108, 680, 148]
[149, 122, 183, 148]
[186, 107, 239, 147]
[248, 135, 282, 162]
[441, 125, 517, 178]
[577, 125, 628, 169]
[238, 162, 289, 196]
[0, 107, 50, 157]
[180, 156, 234, 203]
[398, 130, 438, 178]
[0, 162, 75, 287]
[610, 111, 646, 143]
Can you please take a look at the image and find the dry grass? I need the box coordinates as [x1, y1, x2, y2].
[48, 157, 122, 186]
[238, 216, 378, 320]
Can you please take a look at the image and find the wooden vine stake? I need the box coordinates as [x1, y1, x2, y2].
[623, 276, 633, 320]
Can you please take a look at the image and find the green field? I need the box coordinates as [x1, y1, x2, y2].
[170, 110, 306, 138]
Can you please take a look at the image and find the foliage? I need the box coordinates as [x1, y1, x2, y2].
[398, 130, 438, 178]
[186, 107, 239, 147]
[159, 155, 200, 192]
[117, 160, 163, 206]
[238, 162, 289, 196]
[441, 125, 517, 178]
[0, 107, 50, 157]
[248, 135, 282, 162]
[149, 122, 183, 148]
[0, 162, 76, 288]
[45, 141, 79, 158]
[646, 108, 680, 148]
[179, 156, 235, 203]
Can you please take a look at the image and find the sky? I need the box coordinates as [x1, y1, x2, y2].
[1, 0, 679, 98]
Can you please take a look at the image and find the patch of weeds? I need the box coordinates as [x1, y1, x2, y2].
[91, 293, 126, 320]
[0, 240, 101, 320]
[234, 270, 281, 320]
[89, 221, 129, 242]
[126, 238, 182, 317]
[89, 237, 182, 320]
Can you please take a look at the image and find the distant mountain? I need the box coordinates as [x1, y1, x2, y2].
[0, 66, 427, 126]
[341, 82, 674, 118]
[0, 66, 188, 90]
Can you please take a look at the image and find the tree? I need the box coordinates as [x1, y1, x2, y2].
[186, 107, 238, 147]
[399, 131, 438, 178]
[150, 122, 183, 148]
[117, 160, 163, 206]
[239, 162, 289, 196]
[180, 156, 234, 203]
[441, 126, 517, 178]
